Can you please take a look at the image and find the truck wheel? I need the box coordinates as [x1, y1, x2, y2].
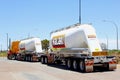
[27, 56, 30, 62]
[25, 56, 28, 61]
[79, 60, 85, 72]
[106, 63, 114, 71]
[44, 57, 48, 64]
[8, 55, 12, 60]
[30, 56, 33, 62]
[28, 56, 30, 62]
[73, 60, 78, 70]
[11, 55, 16, 60]
[67, 59, 72, 69]
[16, 55, 18, 60]
[41, 57, 45, 64]
[17, 54, 22, 61]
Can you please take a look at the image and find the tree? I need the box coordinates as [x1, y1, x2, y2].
[41, 39, 49, 51]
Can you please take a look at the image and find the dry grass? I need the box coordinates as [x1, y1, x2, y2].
[108, 50, 120, 64]
[0, 51, 7, 57]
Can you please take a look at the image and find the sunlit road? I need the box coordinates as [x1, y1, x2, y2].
[0, 57, 120, 80]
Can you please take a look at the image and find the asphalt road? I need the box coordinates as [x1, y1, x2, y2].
[0, 57, 120, 80]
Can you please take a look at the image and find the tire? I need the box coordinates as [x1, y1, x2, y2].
[106, 63, 110, 71]
[28, 56, 30, 62]
[25, 56, 28, 61]
[8, 55, 12, 60]
[17, 54, 21, 61]
[67, 59, 72, 69]
[44, 57, 48, 64]
[11, 55, 16, 60]
[41, 57, 45, 64]
[79, 60, 85, 72]
[30, 56, 33, 62]
[73, 60, 78, 70]
[16, 55, 18, 60]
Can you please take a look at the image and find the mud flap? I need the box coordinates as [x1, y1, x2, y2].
[108, 59, 117, 70]
[47, 54, 54, 64]
[85, 59, 94, 72]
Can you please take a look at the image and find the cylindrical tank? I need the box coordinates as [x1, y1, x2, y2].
[19, 37, 42, 54]
[50, 24, 102, 52]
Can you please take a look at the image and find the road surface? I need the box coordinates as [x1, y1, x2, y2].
[0, 57, 120, 80]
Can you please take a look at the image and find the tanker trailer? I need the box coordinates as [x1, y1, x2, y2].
[17, 37, 43, 61]
[41, 23, 117, 72]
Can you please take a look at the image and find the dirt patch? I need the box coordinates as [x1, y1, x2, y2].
[116, 56, 120, 64]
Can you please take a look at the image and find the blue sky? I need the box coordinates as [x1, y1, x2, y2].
[0, 0, 119, 50]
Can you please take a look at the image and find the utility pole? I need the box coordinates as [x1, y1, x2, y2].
[106, 34, 109, 50]
[6, 33, 8, 51]
[79, 0, 81, 24]
[103, 20, 119, 50]
[9, 38, 11, 50]
[1, 44, 2, 52]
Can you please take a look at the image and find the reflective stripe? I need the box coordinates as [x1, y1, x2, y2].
[85, 60, 94, 66]
[109, 60, 117, 64]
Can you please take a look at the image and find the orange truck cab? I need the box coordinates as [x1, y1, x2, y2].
[7, 41, 20, 60]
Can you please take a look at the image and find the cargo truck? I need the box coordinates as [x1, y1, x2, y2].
[7, 37, 43, 61]
[40, 23, 117, 72]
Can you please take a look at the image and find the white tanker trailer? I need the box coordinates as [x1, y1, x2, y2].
[41, 23, 117, 72]
[17, 37, 43, 61]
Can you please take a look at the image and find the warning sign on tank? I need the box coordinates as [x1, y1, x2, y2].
[88, 35, 96, 38]
[52, 35, 65, 48]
